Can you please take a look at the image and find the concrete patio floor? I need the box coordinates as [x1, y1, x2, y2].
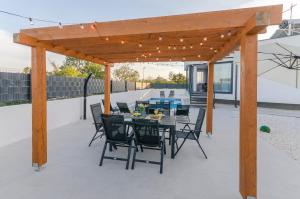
[0, 105, 299, 199]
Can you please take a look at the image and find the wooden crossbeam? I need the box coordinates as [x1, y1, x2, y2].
[209, 11, 281, 63]
[13, 33, 108, 65]
[20, 5, 282, 41]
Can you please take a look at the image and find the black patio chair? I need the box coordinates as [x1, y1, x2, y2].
[176, 104, 190, 118]
[131, 118, 166, 174]
[156, 101, 171, 116]
[117, 102, 131, 113]
[99, 114, 134, 169]
[89, 103, 104, 146]
[168, 90, 175, 98]
[160, 91, 165, 98]
[102, 99, 119, 114]
[174, 108, 207, 159]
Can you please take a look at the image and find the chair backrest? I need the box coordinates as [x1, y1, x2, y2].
[117, 102, 131, 113]
[156, 101, 171, 115]
[132, 118, 160, 147]
[160, 91, 165, 98]
[168, 90, 175, 97]
[102, 99, 113, 110]
[101, 114, 127, 141]
[176, 104, 190, 116]
[90, 103, 103, 130]
[194, 108, 206, 138]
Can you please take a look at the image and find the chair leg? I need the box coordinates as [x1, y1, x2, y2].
[126, 140, 132, 170]
[194, 137, 208, 159]
[160, 142, 164, 174]
[174, 132, 191, 156]
[99, 141, 108, 166]
[131, 146, 137, 170]
[88, 131, 99, 147]
[163, 142, 166, 155]
[133, 139, 139, 152]
[140, 145, 144, 152]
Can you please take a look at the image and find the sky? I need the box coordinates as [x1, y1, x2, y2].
[1, 0, 299, 78]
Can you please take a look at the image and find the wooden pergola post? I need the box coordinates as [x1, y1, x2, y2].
[31, 47, 47, 168]
[239, 34, 257, 199]
[206, 62, 214, 135]
[104, 64, 111, 114]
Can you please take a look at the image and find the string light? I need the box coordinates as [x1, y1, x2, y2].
[148, 53, 152, 56]
[169, 58, 172, 61]
[179, 38, 184, 42]
[158, 37, 163, 41]
[190, 45, 193, 49]
[168, 46, 171, 50]
[29, 17, 34, 25]
[156, 58, 159, 61]
[158, 50, 161, 53]
[203, 37, 207, 41]
[182, 46, 186, 50]
[58, 22, 63, 29]
[227, 31, 232, 36]
[156, 46, 160, 50]
[80, 24, 84, 29]
[173, 46, 177, 50]
[200, 42, 203, 46]
[214, 49, 218, 53]
[197, 55, 201, 58]
[90, 24, 96, 29]
[221, 34, 225, 38]
[121, 40, 125, 44]
[182, 57, 186, 61]
[138, 43, 143, 48]
[105, 37, 109, 41]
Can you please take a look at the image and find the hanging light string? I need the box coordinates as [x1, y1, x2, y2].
[0, 9, 71, 27]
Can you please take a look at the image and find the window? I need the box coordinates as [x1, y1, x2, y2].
[214, 61, 233, 94]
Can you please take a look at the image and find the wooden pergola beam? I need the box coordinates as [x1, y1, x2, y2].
[20, 5, 282, 40]
[13, 33, 108, 65]
[209, 11, 276, 63]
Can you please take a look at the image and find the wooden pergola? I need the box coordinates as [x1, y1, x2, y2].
[14, 5, 282, 199]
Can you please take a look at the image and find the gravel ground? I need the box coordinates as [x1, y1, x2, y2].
[258, 111, 300, 162]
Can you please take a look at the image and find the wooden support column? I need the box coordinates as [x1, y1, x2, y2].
[206, 62, 214, 135]
[239, 34, 257, 199]
[104, 64, 111, 114]
[31, 47, 47, 167]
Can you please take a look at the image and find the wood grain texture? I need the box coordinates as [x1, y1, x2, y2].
[239, 34, 257, 199]
[14, 5, 282, 64]
[104, 64, 111, 114]
[31, 47, 47, 166]
[206, 62, 214, 134]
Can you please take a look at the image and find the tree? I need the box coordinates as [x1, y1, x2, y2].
[52, 56, 105, 79]
[150, 76, 170, 84]
[169, 72, 186, 84]
[113, 65, 140, 81]
[23, 66, 31, 74]
[53, 65, 83, 77]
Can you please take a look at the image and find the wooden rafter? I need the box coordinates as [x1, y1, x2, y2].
[209, 11, 273, 63]
[13, 5, 282, 64]
[13, 33, 109, 65]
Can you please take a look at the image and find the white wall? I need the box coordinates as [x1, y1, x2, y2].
[0, 89, 151, 148]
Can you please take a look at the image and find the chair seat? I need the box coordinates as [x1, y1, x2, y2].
[176, 131, 197, 140]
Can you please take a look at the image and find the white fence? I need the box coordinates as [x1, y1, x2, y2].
[0, 89, 151, 148]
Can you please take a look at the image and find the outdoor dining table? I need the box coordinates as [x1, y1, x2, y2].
[123, 114, 189, 159]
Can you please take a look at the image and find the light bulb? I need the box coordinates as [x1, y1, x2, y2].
[80, 24, 84, 29]
[203, 37, 207, 41]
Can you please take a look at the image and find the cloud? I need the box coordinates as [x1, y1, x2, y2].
[0, 30, 64, 71]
